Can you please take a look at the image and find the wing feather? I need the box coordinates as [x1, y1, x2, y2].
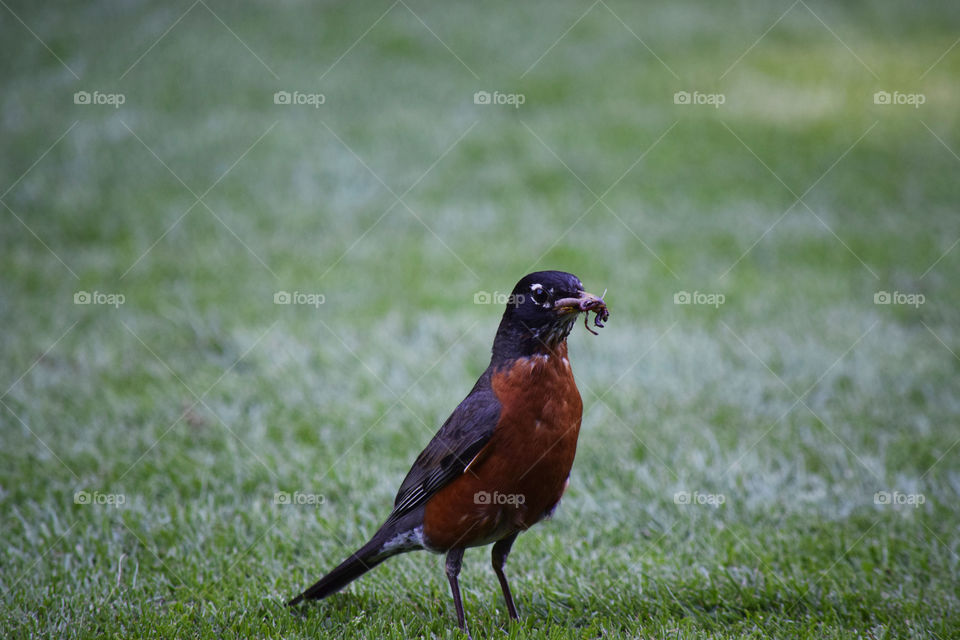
[387, 371, 501, 521]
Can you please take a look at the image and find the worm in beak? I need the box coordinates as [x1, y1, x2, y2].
[554, 289, 610, 335]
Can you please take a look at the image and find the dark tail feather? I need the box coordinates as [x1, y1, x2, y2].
[287, 534, 401, 606]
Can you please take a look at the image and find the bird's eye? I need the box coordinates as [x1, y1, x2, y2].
[530, 284, 549, 306]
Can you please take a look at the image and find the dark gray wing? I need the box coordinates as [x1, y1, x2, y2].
[388, 371, 501, 521]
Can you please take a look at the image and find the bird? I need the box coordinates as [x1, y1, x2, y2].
[287, 270, 609, 633]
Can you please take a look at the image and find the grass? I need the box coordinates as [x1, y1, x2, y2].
[2, 0, 960, 637]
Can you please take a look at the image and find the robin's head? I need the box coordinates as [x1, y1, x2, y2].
[492, 270, 608, 361]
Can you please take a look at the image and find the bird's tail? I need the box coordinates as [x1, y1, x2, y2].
[287, 519, 421, 606]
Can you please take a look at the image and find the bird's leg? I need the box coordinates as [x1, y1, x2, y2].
[445, 548, 468, 633]
[491, 533, 519, 620]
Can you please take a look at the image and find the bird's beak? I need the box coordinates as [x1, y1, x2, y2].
[553, 290, 606, 315]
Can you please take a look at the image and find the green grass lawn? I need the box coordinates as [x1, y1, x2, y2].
[2, 1, 960, 638]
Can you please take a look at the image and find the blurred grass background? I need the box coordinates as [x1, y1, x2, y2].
[2, 1, 959, 638]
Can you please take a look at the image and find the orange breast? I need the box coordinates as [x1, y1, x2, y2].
[422, 344, 583, 550]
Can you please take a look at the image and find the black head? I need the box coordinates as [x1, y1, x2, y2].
[491, 270, 607, 362]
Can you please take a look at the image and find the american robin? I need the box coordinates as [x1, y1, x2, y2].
[288, 271, 609, 633]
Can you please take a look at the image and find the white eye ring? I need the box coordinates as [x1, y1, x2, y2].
[529, 283, 550, 307]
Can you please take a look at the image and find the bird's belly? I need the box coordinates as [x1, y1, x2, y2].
[422, 351, 582, 551]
